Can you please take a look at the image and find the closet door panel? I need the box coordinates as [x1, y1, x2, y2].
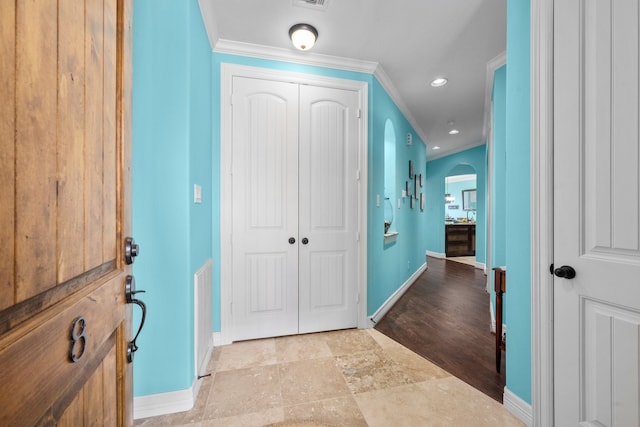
[231, 77, 299, 341]
[298, 85, 359, 333]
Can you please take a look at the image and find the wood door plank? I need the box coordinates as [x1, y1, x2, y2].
[15, 0, 58, 301]
[58, 393, 84, 427]
[85, 0, 105, 270]
[84, 361, 105, 425]
[0, 0, 16, 310]
[103, 347, 118, 427]
[58, 0, 87, 283]
[103, 0, 118, 262]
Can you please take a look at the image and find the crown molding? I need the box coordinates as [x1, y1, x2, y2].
[373, 66, 428, 147]
[213, 39, 378, 74]
[482, 51, 507, 140]
[213, 39, 428, 148]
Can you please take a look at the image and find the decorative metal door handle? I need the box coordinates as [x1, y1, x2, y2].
[301, 238, 309, 245]
[125, 275, 147, 363]
[289, 237, 296, 244]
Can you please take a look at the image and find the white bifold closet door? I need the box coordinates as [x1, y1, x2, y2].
[231, 76, 359, 341]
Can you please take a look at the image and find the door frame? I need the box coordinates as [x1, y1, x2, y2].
[530, 0, 554, 425]
[219, 63, 369, 345]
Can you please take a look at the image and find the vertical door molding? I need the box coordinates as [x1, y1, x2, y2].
[530, 0, 555, 425]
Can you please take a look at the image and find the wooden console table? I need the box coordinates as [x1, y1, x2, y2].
[493, 267, 506, 373]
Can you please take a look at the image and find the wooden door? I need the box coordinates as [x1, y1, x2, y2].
[231, 76, 300, 341]
[298, 85, 359, 334]
[554, 0, 640, 425]
[0, 0, 133, 425]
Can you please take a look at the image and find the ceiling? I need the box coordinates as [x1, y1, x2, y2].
[199, 0, 506, 160]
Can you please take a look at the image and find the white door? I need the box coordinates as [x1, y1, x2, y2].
[298, 85, 359, 333]
[554, 1, 640, 425]
[231, 77, 300, 341]
[231, 77, 359, 341]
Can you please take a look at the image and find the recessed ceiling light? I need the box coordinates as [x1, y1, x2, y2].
[433, 146, 441, 150]
[448, 129, 459, 135]
[430, 78, 448, 87]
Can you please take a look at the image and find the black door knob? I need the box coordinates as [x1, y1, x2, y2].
[124, 237, 139, 265]
[554, 265, 576, 279]
[289, 237, 296, 244]
[301, 238, 309, 245]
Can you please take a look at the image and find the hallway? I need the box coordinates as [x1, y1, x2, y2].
[375, 256, 505, 402]
[135, 329, 521, 426]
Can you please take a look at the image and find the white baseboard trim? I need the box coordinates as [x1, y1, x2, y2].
[134, 383, 198, 420]
[426, 251, 445, 259]
[213, 331, 230, 346]
[134, 338, 216, 420]
[368, 263, 427, 326]
[503, 387, 533, 426]
[475, 261, 486, 272]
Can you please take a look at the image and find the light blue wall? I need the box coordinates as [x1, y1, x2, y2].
[505, 0, 531, 404]
[132, 0, 213, 396]
[492, 65, 507, 271]
[490, 65, 507, 321]
[424, 145, 487, 265]
[367, 79, 428, 315]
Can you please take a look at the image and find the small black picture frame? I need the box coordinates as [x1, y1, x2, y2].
[409, 160, 414, 179]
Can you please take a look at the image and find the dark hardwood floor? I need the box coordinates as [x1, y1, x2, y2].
[374, 256, 506, 402]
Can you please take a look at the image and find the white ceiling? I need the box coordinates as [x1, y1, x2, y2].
[199, 0, 506, 160]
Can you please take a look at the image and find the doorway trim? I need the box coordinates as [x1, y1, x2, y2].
[530, 0, 554, 425]
[218, 63, 369, 345]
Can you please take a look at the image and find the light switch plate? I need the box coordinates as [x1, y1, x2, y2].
[194, 184, 202, 204]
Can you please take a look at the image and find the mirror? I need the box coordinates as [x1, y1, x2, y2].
[462, 189, 477, 211]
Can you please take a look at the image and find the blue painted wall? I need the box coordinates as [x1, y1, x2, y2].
[132, 41, 428, 397]
[367, 79, 428, 315]
[132, 0, 213, 396]
[505, 0, 531, 404]
[492, 65, 507, 271]
[490, 64, 507, 321]
[424, 145, 487, 265]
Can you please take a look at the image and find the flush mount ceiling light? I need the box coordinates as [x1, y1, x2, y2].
[448, 129, 460, 135]
[433, 146, 441, 150]
[289, 23, 318, 51]
[430, 77, 448, 87]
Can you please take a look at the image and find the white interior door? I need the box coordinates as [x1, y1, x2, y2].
[231, 77, 300, 341]
[298, 85, 359, 334]
[231, 76, 359, 341]
[554, 1, 640, 425]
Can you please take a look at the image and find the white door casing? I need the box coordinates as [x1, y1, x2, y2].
[220, 64, 368, 344]
[553, 1, 640, 425]
[298, 85, 359, 333]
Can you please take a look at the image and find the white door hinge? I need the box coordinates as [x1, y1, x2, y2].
[356, 109, 362, 118]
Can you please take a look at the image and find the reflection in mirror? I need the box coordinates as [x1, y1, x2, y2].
[462, 189, 477, 211]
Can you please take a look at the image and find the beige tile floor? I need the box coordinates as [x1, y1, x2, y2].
[134, 329, 524, 427]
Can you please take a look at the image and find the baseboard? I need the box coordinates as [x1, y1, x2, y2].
[134, 338, 215, 420]
[503, 387, 533, 426]
[426, 251, 445, 259]
[368, 263, 427, 326]
[134, 384, 197, 420]
[213, 331, 229, 346]
[475, 261, 486, 272]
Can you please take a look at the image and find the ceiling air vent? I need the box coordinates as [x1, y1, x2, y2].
[292, 0, 330, 11]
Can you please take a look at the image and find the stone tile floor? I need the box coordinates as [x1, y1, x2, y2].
[134, 329, 524, 426]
